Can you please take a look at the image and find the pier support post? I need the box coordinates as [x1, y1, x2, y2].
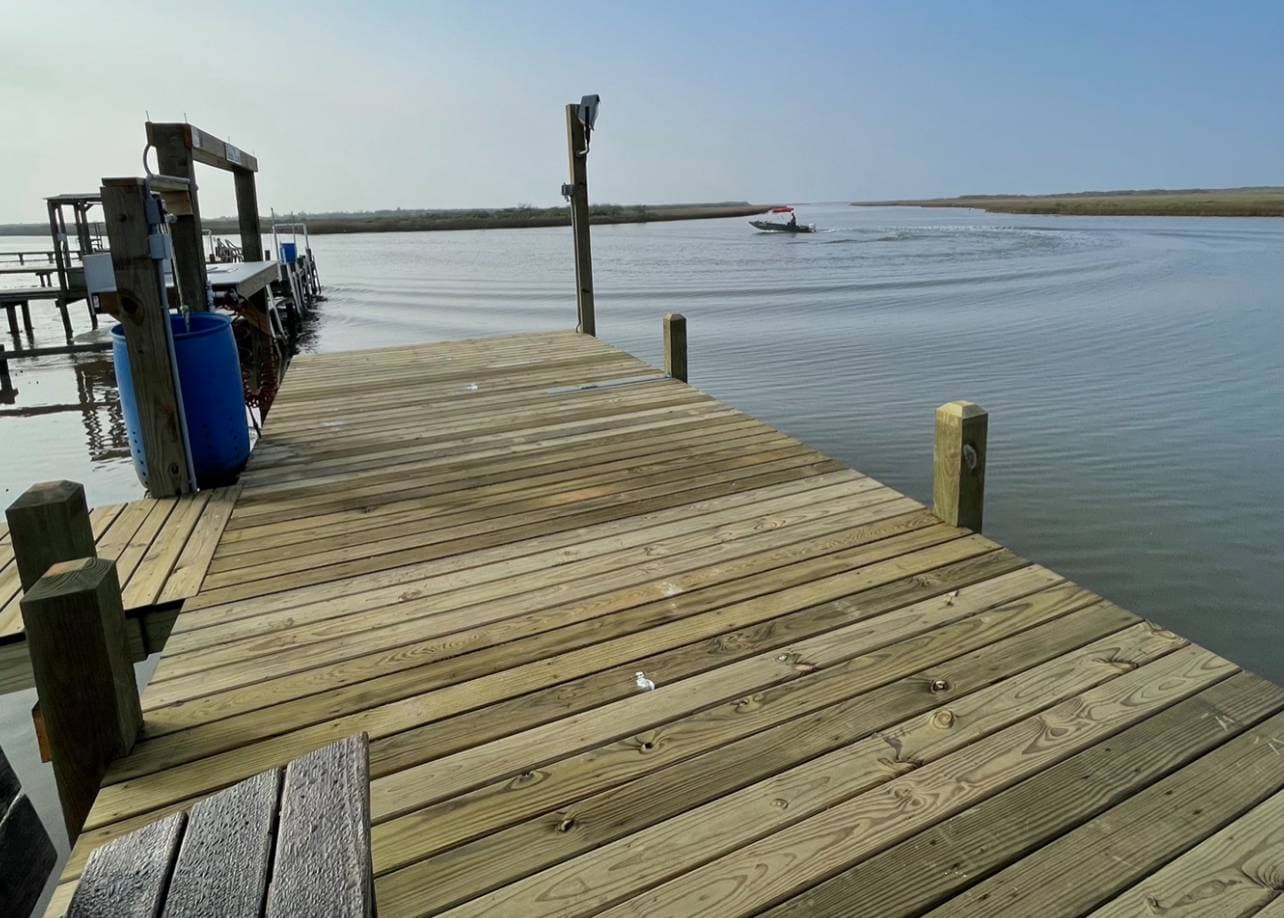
[933, 400, 988, 532]
[565, 103, 596, 336]
[4, 480, 97, 592]
[21, 557, 141, 839]
[663, 313, 688, 382]
[150, 123, 210, 312]
[100, 178, 195, 497]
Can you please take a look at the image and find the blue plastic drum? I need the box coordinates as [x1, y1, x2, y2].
[112, 313, 251, 490]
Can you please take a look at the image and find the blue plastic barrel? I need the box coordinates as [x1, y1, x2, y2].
[280, 242, 298, 263]
[112, 313, 251, 490]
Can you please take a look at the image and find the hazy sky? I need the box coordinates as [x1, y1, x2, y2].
[2, 0, 1281, 221]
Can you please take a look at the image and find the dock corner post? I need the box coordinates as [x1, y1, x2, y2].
[20, 557, 142, 839]
[932, 401, 988, 532]
[565, 102, 596, 336]
[100, 177, 195, 497]
[663, 313, 688, 382]
[4, 480, 97, 592]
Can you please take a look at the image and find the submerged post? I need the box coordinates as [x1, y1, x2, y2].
[933, 401, 988, 532]
[21, 557, 142, 838]
[4, 481, 97, 591]
[663, 313, 688, 382]
[565, 99, 597, 336]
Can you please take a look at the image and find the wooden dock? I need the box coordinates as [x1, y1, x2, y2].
[0, 489, 237, 692]
[43, 330, 1284, 915]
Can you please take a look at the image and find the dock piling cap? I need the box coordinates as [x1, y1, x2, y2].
[938, 401, 986, 419]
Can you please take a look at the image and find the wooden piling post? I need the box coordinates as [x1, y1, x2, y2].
[663, 313, 688, 382]
[21, 557, 142, 838]
[4, 480, 97, 591]
[933, 400, 988, 531]
[565, 103, 596, 336]
[0, 344, 11, 393]
[100, 177, 195, 497]
[150, 123, 209, 312]
[234, 171, 263, 271]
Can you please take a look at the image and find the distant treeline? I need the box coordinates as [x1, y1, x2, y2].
[0, 202, 771, 237]
[854, 187, 1284, 217]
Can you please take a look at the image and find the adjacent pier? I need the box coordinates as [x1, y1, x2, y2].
[35, 328, 1283, 916]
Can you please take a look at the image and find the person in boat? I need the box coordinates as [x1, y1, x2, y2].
[788, 213, 797, 227]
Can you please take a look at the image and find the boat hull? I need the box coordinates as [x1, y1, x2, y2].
[749, 220, 816, 233]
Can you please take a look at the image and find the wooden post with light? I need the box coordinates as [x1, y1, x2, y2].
[564, 95, 600, 336]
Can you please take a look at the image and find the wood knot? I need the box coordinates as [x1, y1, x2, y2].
[932, 709, 956, 728]
[556, 815, 576, 833]
[510, 770, 541, 788]
[639, 739, 656, 753]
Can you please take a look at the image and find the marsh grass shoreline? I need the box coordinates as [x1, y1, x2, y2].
[854, 187, 1284, 217]
[0, 202, 774, 237]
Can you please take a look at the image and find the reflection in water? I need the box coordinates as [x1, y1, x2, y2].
[72, 355, 129, 463]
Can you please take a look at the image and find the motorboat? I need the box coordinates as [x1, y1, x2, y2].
[750, 206, 815, 233]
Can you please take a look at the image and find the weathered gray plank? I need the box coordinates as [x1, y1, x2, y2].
[266, 733, 372, 918]
[69, 811, 185, 918]
[0, 745, 18, 809]
[162, 768, 281, 918]
[0, 748, 57, 917]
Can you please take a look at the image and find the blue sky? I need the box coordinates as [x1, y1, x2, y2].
[1, 0, 1281, 219]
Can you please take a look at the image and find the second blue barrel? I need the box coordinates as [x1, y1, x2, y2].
[112, 313, 251, 490]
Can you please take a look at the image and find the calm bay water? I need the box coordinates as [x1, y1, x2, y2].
[0, 204, 1280, 887]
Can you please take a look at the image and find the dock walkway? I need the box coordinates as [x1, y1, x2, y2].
[49, 330, 1284, 916]
[0, 488, 238, 692]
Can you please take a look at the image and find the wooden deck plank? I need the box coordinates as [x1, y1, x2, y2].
[1088, 788, 1284, 918]
[214, 429, 800, 565]
[762, 670, 1284, 917]
[924, 707, 1284, 917]
[67, 811, 185, 918]
[44, 331, 1284, 917]
[145, 491, 918, 699]
[372, 591, 1130, 913]
[156, 485, 240, 605]
[191, 458, 849, 607]
[165, 475, 880, 656]
[138, 499, 923, 726]
[0, 491, 228, 649]
[120, 491, 210, 609]
[162, 768, 280, 917]
[443, 638, 1225, 917]
[205, 444, 828, 580]
[104, 525, 983, 787]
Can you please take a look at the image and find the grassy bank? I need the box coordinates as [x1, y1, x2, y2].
[0, 202, 772, 237]
[854, 187, 1284, 217]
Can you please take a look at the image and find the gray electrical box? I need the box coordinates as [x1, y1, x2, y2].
[82, 253, 117, 294]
